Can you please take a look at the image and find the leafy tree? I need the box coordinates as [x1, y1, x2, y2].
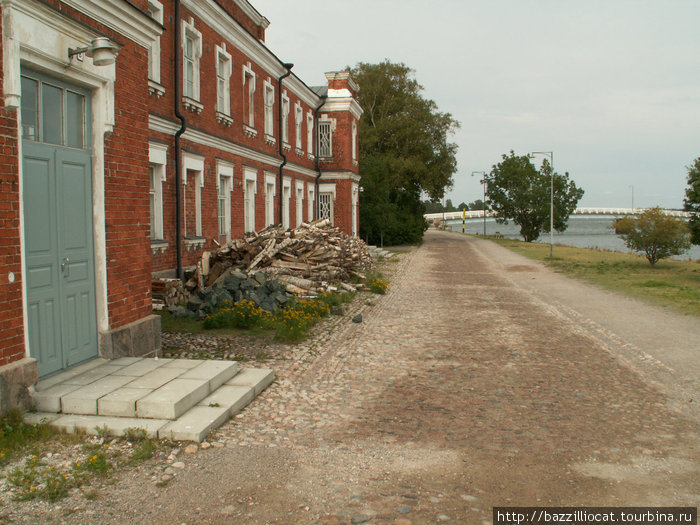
[468, 199, 486, 211]
[612, 208, 691, 266]
[683, 157, 700, 244]
[444, 199, 456, 212]
[351, 61, 459, 245]
[486, 151, 584, 242]
[457, 202, 469, 211]
[423, 200, 444, 214]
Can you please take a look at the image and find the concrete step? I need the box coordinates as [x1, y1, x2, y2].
[27, 362, 275, 443]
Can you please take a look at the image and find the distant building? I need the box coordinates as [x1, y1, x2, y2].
[0, 0, 361, 410]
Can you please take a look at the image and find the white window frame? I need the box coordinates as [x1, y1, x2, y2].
[217, 161, 233, 240]
[149, 142, 167, 241]
[181, 18, 202, 102]
[352, 119, 358, 164]
[294, 102, 303, 151]
[352, 183, 359, 237]
[318, 119, 332, 158]
[147, 0, 163, 85]
[264, 79, 275, 138]
[318, 183, 336, 225]
[215, 44, 232, 117]
[244, 168, 257, 233]
[307, 185, 315, 222]
[306, 111, 314, 156]
[264, 172, 276, 227]
[281, 91, 290, 146]
[183, 153, 205, 237]
[282, 177, 292, 230]
[295, 181, 304, 227]
[243, 62, 256, 128]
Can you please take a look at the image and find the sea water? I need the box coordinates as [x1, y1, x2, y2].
[446, 215, 700, 260]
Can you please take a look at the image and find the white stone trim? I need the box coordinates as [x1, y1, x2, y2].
[321, 98, 364, 121]
[263, 77, 275, 137]
[147, 0, 163, 84]
[182, 152, 205, 186]
[215, 42, 232, 117]
[319, 183, 337, 200]
[181, 17, 202, 102]
[60, 0, 162, 48]
[181, 0, 319, 108]
[319, 172, 361, 183]
[148, 114, 320, 178]
[243, 167, 257, 233]
[307, 184, 315, 221]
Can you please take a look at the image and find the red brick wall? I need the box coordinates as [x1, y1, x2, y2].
[0, 5, 26, 366]
[103, 37, 153, 329]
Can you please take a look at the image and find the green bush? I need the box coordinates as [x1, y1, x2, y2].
[203, 299, 270, 330]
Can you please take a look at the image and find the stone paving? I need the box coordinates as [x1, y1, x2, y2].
[7, 230, 698, 524]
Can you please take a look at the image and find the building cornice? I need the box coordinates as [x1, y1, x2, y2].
[234, 0, 270, 30]
[320, 172, 361, 183]
[60, 0, 162, 48]
[321, 98, 363, 121]
[149, 114, 319, 178]
[182, 0, 319, 108]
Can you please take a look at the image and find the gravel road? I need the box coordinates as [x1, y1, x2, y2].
[4, 230, 698, 524]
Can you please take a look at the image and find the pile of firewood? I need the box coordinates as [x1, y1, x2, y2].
[192, 219, 373, 296]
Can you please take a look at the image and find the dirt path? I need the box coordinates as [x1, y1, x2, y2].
[15, 230, 700, 524]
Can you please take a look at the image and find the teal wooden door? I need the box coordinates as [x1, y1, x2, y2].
[21, 70, 97, 377]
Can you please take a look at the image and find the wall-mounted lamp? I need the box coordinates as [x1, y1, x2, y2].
[68, 37, 119, 66]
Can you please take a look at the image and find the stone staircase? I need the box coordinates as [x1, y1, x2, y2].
[367, 245, 394, 259]
[25, 357, 274, 442]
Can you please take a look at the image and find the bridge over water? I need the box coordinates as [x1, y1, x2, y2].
[424, 207, 690, 221]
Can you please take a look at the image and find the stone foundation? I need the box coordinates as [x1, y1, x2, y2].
[99, 314, 162, 360]
[0, 358, 38, 414]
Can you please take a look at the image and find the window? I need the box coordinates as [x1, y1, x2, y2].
[181, 19, 202, 102]
[306, 112, 314, 155]
[243, 63, 256, 128]
[148, 144, 167, 241]
[352, 183, 359, 237]
[183, 153, 204, 238]
[217, 162, 233, 240]
[147, 1, 163, 85]
[318, 120, 332, 158]
[265, 173, 276, 227]
[296, 182, 304, 227]
[244, 168, 257, 233]
[215, 45, 232, 118]
[282, 178, 291, 230]
[264, 80, 274, 138]
[281, 93, 290, 145]
[352, 119, 357, 163]
[21, 74, 86, 149]
[318, 192, 333, 223]
[295, 103, 303, 151]
[307, 186, 315, 222]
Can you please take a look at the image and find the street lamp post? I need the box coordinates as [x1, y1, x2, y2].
[530, 151, 554, 258]
[471, 171, 487, 236]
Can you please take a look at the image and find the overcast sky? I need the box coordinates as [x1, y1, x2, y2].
[258, 0, 700, 209]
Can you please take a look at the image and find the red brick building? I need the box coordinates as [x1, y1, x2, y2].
[0, 0, 361, 411]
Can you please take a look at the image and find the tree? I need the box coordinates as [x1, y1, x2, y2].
[351, 61, 460, 245]
[486, 151, 584, 242]
[612, 207, 691, 266]
[683, 157, 700, 244]
[468, 199, 486, 211]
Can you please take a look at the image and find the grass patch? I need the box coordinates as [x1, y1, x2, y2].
[491, 238, 700, 316]
[0, 411, 60, 466]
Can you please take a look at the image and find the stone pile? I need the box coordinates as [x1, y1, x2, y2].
[170, 269, 291, 319]
[152, 278, 188, 310]
[192, 219, 373, 296]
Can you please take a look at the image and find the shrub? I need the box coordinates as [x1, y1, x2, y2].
[368, 277, 388, 294]
[203, 299, 270, 330]
[612, 208, 691, 266]
[272, 299, 329, 342]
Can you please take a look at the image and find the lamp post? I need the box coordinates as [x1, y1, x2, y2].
[471, 171, 487, 236]
[629, 185, 634, 213]
[530, 151, 554, 258]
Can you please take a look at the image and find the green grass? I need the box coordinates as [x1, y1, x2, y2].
[491, 238, 700, 317]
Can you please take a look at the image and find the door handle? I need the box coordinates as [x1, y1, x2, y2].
[61, 257, 70, 276]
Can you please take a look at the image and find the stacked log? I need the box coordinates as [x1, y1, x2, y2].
[193, 219, 373, 296]
[152, 278, 188, 309]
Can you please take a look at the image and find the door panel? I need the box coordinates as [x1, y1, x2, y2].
[21, 70, 96, 377]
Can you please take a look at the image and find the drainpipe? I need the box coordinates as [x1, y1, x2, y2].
[314, 94, 327, 220]
[174, 0, 186, 281]
[277, 63, 294, 226]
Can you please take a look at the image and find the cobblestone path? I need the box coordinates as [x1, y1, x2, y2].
[31, 231, 700, 524]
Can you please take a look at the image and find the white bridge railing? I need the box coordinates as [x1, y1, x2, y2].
[424, 207, 690, 221]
